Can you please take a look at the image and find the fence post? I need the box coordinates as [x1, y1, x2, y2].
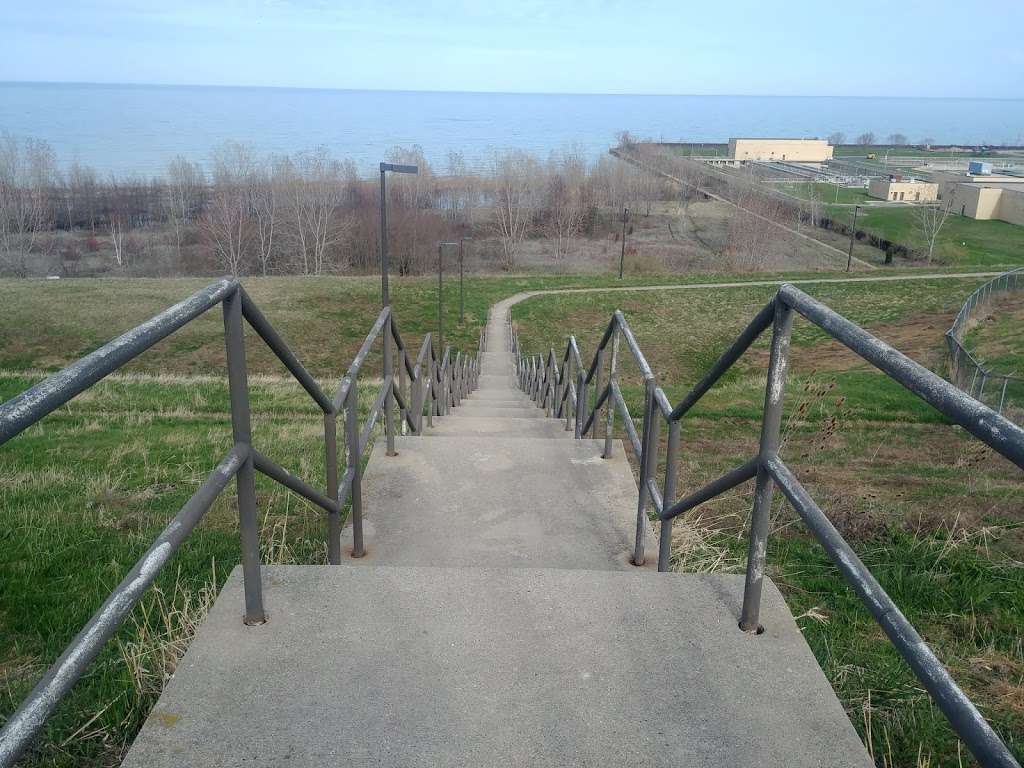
[383, 311, 396, 456]
[740, 300, 794, 632]
[222, 290, 266, 625]
[346, 381, 365, 558]
[324, 411, 340, 564]
[603, 327, 620, 459]
[427, 351, 435, 427]
[658, 418, 681, 572]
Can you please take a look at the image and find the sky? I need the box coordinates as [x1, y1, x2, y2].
[1, 0, 1023, 98]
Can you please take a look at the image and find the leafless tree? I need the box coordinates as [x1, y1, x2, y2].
[827, 131, 846, 145]
[543, 148, 588, 259]
[250, 158, 280, 275]
[280, 148, 349, 275]
[916, 202, 952, 263]
[887, 133, 907, 146]
[0, 133, 57, 275]
[489, 149, 539, 270]
[856, 132, 876, 145]
[202, 141, 254, 275]
[165, 155, 205, 262]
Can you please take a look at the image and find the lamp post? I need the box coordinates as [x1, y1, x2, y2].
[619, 207, 629, 279]
[458, 236, 472, 324]
[846, 204, 861, 273]
[438, 241, 458, 350]
[379, 162, 418, 308]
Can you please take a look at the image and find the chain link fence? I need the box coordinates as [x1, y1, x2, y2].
[946, 267, 1024, 415]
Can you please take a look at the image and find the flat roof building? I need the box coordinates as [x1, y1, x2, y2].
[727, 138, 833, 163]
[867, 178, 939, 203]
[945, 182, 1024, 226]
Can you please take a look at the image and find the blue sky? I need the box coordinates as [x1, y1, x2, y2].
[2, 0, 1022, 97]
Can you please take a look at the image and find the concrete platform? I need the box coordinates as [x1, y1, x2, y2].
[425, 415, 572, 438]
[450, 405, 545, 419]
[123, 565, 872, 768]
[341, 435, 653, 570]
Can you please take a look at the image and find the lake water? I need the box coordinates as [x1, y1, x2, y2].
[2, 82, 1023, 177]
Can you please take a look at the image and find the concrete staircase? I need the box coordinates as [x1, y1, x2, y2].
[122, 297, 872, 767]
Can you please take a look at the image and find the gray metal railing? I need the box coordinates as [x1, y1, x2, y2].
[946, 267, 1024, 415]
[513, 284, 1023, 768]
[0, 278, 482, 766]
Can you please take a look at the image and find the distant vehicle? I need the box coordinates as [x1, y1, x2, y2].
[866, 153, 877, 160]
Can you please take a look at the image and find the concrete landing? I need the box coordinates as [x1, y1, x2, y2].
[123, 565, 872, 768]
[340, 435, 653, 570]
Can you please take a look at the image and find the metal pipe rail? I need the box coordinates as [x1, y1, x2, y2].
[945, 267, 1024, 414]
[515, 283, 1022, 768]
[0, 279, 483, 766]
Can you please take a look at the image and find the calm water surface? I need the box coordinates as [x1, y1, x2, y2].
[2, 82, 1022, 176]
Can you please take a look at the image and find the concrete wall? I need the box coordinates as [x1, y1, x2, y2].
[728, 139, 833, 162]
[867, 180, 939, 202]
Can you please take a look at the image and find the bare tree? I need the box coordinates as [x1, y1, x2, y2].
[202, 141, 254, 275]
[916, 202, 952, 263]
[489, 149, 539, 270]
[0, 133, 56, 275]
[887, 133, 907, 146]
[280, 148, 348, 275]
[543, 148, 588, 259]
[165, 155, 205, 262]
[250, 159, 279, 275]
[827, 131, 846, 145]
[856, 132, 876, 145]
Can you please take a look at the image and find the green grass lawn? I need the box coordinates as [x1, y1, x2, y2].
[1, 271, 1020, 766]
[669, 143, 729, 157]
[511, 276, 1024, 767]
[779, 182, 872, 205]
[832, 145, 996, 159]
[821, 206, 1024, 268]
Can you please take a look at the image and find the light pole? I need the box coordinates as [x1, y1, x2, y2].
[619, 207, 629, 279]
[438, 241, 458, 351]
[379, 162, 418, 307]
[458, 236, 472, 324]
[846, 205, 861, 273]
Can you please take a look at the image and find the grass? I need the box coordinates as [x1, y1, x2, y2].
[820, 206, 1024, 268]
[779, 182, 872, 205]
[0, 271, 1019, 766]
[511, 276, 1024, 767]
[832, 146, 1002, 159]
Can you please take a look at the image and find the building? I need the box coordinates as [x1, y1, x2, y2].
[727, 138, 833, 162]
[867, 178, 939, 202]
[944, 182, 1024, 225]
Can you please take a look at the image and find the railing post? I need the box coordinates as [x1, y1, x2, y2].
[383, 311, 396, 456]
[740, 300, 794, 632]
[603, 326, 620, 458]
[398, 345, 408, 435]
[565, 358, 574, 431]
[222, 290, 265, 625]
[324, 411, 341, 564]
[427, 351, 435, 427]
[591, 347, 605, 439]
[633, 378, 658, 566]
[345, 381, 365, 558]
[658, 418, 681, 571]
[575, 368, 586, 439]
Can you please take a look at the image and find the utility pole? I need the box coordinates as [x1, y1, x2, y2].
[459, 236, 472, 324]
[619, 207, 629, 279]
[378, 162, 418, 307]
[846, 205, 860, 273]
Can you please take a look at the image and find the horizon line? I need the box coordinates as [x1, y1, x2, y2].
[2, 78, 1022, 101]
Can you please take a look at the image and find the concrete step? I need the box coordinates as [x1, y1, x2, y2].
[465, 390, 533, 402]
[458, 398, 537, 411]
[477, 374, 515, 388]
[450, 406, 545, 419]
[425, 416, 572, 438]
[340, 436, 652, 570]
[124, 565, 872, 768]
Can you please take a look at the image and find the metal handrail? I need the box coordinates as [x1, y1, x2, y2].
[0, 279, 483, 766]
[945, 267, 1024, 414]
[515, 283, 1023, 768]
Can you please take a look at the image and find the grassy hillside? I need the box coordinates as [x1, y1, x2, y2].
[512, 276, 1023, 767]
[1, 272, 1020, 766]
